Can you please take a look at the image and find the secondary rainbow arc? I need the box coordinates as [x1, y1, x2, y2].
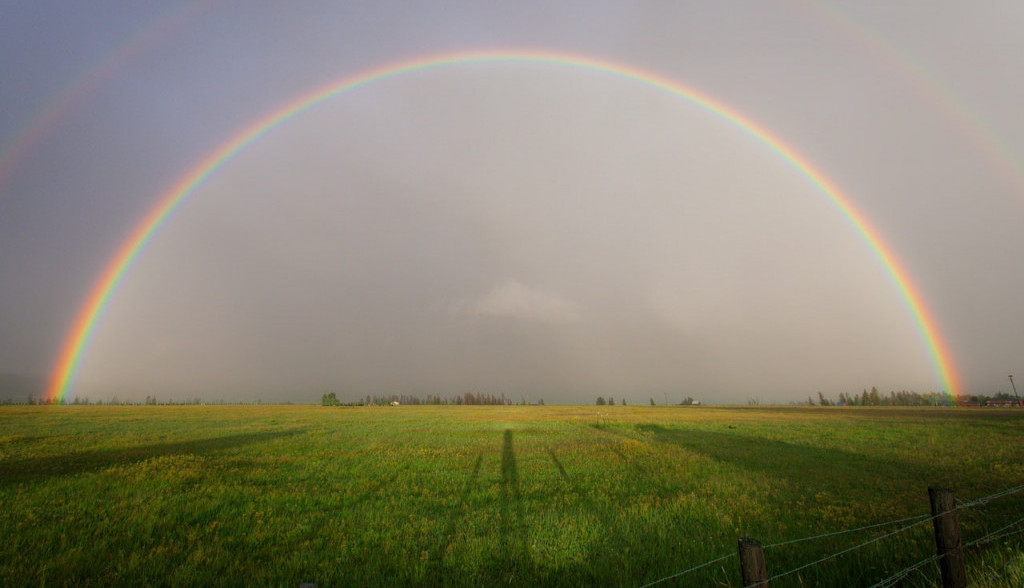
[46, 49, 961, 401]
[0, 0, 221, 194]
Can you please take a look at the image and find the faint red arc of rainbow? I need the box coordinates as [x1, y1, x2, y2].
[0, 0, 221, 196]
[46, 49, 962, 400]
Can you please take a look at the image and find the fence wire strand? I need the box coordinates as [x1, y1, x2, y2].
[958, 482, 1024, 510]
[637, 482, 1024, 588]
[869, 554, 943, 588]
[636, 510, 936, 588]
[757, 482, 1024, 552]
[764, 512, 932, 549]
[744, 514, 940, 588]
[636, 551, 735, 588]
[966, 514, 1024, 549]
[863, 486, 1024, 588]
[748, 482, 1024, 587]
[974, 524, 1024, 547]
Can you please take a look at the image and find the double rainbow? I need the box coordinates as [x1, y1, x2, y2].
[46, 49, 960, 401]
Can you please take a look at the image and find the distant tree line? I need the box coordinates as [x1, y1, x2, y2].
[12, 388, 1015, 408]
[600, 396, 694, 406]
[811, 387, 1021, 407]
[956, 392, 1022, 405]
[9, 392, 550, 407]
[11, 395, 247, 406]
[322, 392, 545, 407]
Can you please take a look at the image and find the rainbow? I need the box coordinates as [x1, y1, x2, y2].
[801, 2, 1024, 196]
[46, 49, 961, 401]
[0, 0, 221, 194]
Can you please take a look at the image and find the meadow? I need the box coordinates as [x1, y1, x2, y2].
[2, 405, 1023, 586]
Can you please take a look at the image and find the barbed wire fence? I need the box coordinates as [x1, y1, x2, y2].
[638, 482, 1024, 587]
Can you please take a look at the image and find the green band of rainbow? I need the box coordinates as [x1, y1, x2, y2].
[47, 49, 960, 401]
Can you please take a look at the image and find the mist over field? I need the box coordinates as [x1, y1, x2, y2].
[2, 2, 1024, 403]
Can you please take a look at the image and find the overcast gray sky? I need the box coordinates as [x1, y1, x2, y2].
[2, 1, 1022, 404]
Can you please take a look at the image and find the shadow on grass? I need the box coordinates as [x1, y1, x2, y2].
[0, 428, 305, 487]
[546, 447, 569, 482]
[500, 430, 524, 540]
[0, 434, 47, 444]
[632, 423, 973, 586]
[538, 427, 737, 586]
[417, 451, 484, 580]
[636, 424, 929, 498]
[419, 431, 534, 584]
[390, 427, 742, 586]
[589, 423, 694, 501]
[416, 427, 744, 586]
[484, 429, 532, 582]
[468, 452, 484, 491]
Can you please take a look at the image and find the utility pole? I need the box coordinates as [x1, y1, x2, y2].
[1010, 375, 1019, 405]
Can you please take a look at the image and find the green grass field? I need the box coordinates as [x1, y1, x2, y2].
[2, 405, 1023, 586]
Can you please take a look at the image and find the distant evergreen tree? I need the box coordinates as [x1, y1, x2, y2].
[868, 387, 881, 406]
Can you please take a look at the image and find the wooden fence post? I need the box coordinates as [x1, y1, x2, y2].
[738, 537, 768, 587]
[928, 487, 966, 588]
